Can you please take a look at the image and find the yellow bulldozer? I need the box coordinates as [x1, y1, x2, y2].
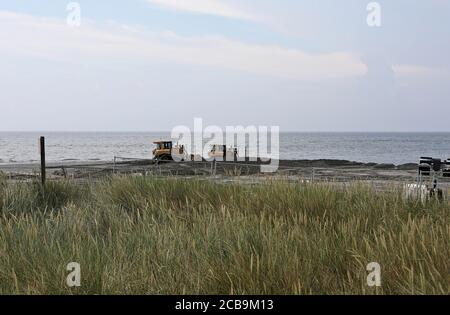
[152, 141, 187, 162]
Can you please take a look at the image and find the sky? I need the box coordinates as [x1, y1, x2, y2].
[0, 0, 449, 132]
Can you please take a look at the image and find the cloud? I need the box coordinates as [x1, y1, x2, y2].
[146, 0, 255, 21]
[0, 10, 366, 81]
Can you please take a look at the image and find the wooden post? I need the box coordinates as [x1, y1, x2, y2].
[39, 136, 46, 186]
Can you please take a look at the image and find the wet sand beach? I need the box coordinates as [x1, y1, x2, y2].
[0, 158, 422, 184]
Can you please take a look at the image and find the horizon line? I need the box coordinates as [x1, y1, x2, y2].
[1, 130, 450, 133]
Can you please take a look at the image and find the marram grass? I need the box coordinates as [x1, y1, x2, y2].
[0, 175, 448, 294]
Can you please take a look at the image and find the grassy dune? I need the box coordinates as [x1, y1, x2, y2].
[0, 174, 448, 294]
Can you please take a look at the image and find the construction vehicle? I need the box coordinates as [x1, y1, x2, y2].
[152, 141, 187, 162]
[208, 144, 238, 161]
[152, 141, 239, 162]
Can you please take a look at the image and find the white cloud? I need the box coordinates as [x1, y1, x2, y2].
[147, 0, 255, 20]
[0, 11, 367, 81]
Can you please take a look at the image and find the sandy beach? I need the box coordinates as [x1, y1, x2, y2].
[0, 158, 423, 185]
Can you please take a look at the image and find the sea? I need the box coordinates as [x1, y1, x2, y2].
[0, 132, 449, 165]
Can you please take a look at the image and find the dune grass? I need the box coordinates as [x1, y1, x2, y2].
[0, 175, 448, 294]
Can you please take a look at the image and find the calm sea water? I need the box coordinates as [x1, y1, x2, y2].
[0, 132, 449, 165]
